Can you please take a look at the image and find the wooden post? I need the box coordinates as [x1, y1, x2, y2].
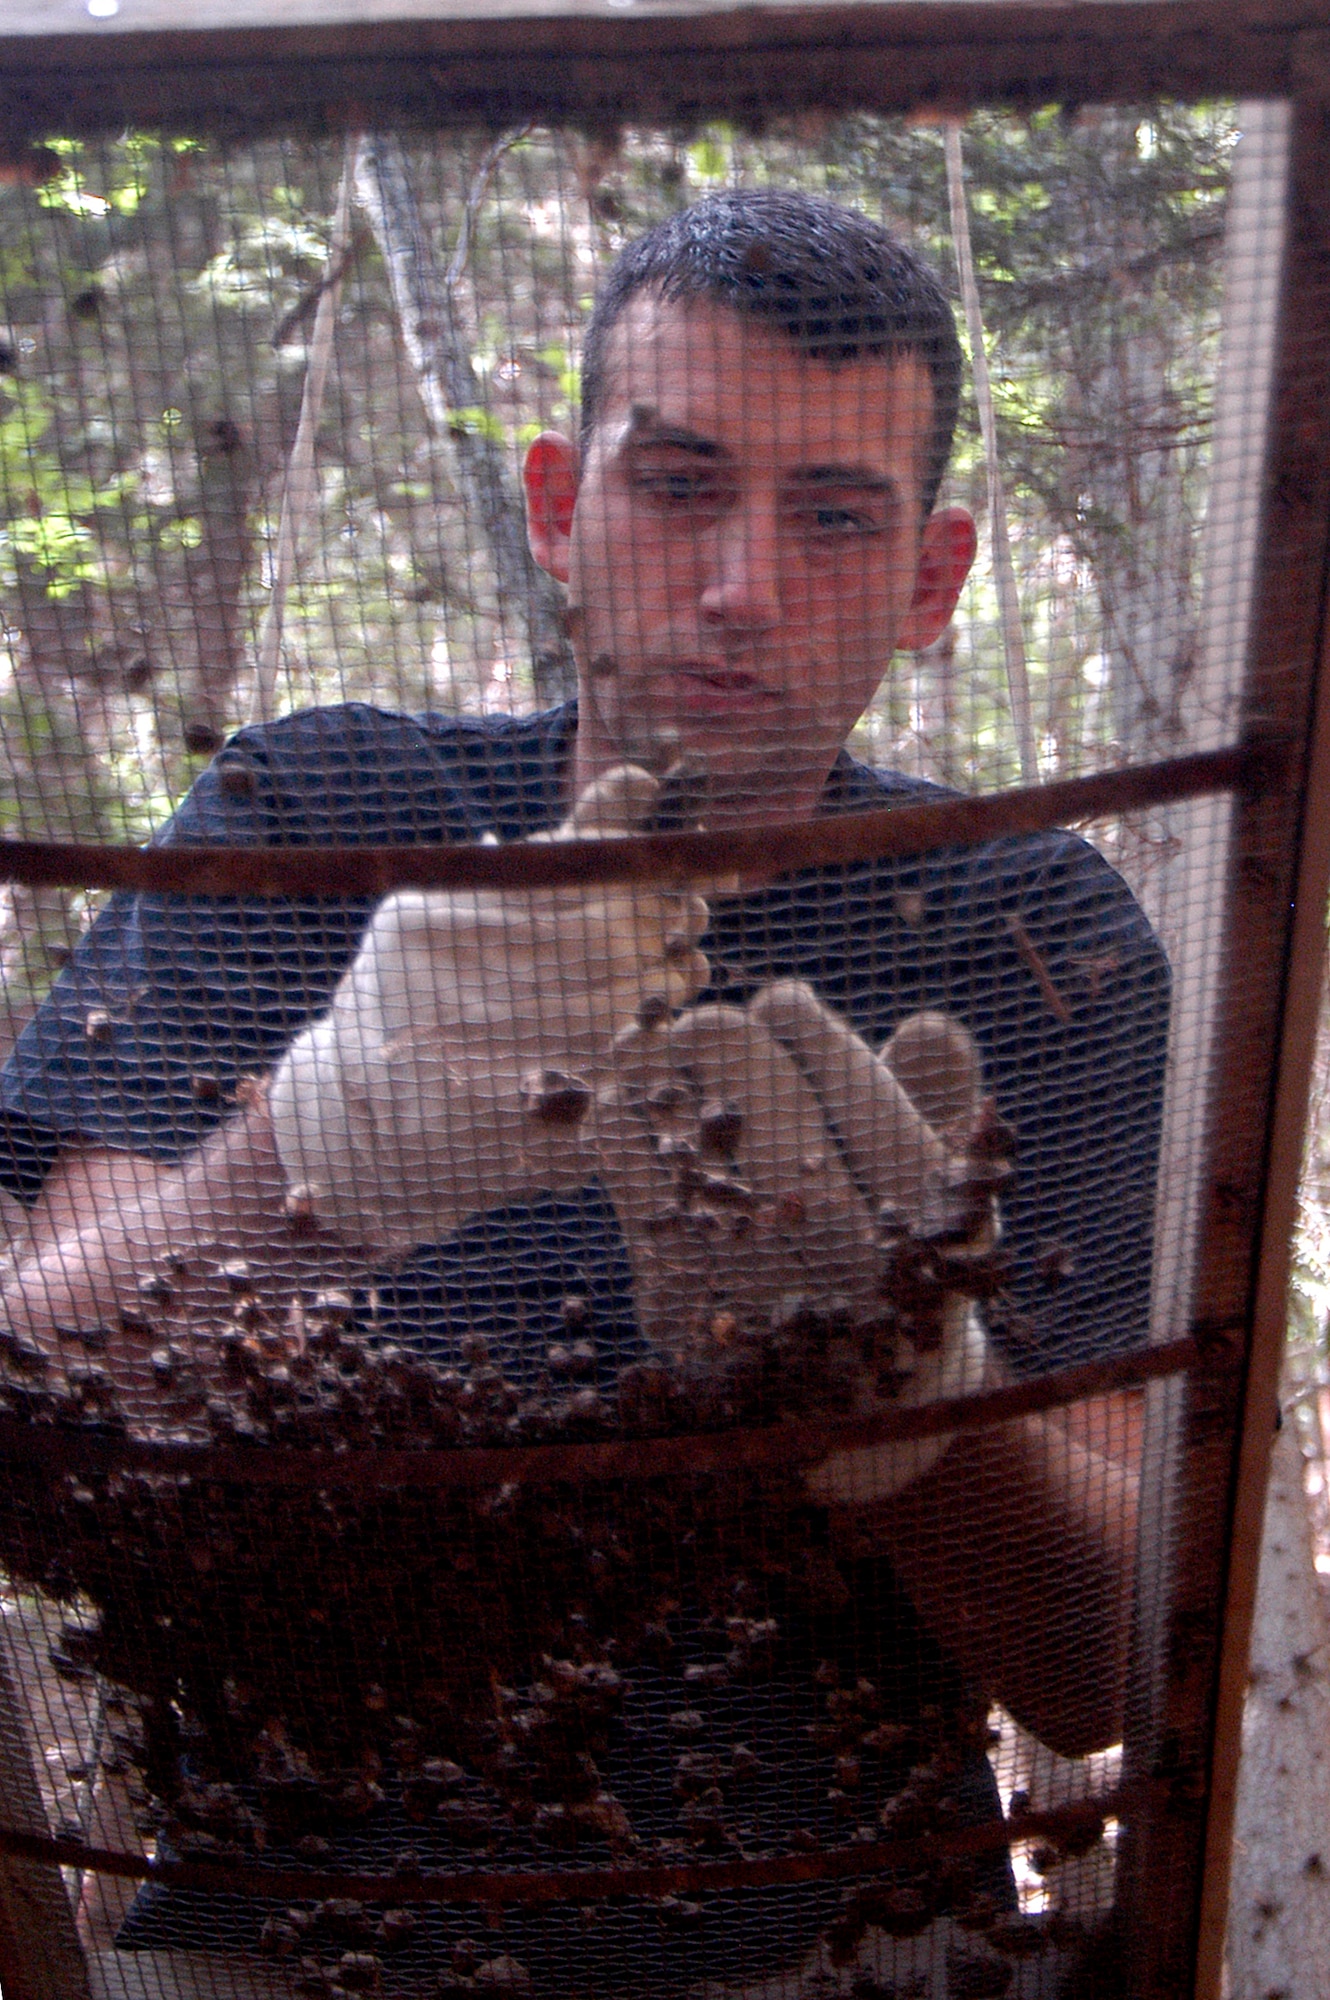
[0, 1610, 92, 2000]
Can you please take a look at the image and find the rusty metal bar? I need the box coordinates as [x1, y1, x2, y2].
[0, 1787, 1149, 1906]
[0, 1333, 1205, 1492]
[0, 742, 1271, 899]
[0, 0, 1319, 142]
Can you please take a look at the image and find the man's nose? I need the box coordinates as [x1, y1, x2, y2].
[699, 499, 781, 633]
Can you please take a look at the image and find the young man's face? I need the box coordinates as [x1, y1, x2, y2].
[525, 294, 975, 823]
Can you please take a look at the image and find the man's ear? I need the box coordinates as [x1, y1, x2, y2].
[523, 432, 579, 584]
[897, 507, 977, 652]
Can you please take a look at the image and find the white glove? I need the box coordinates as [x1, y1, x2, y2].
[584, 981, 1000, 1501]
[268, 766, 710, 1251]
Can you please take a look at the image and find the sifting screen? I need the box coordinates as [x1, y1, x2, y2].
[0, 99, 1291, 2000]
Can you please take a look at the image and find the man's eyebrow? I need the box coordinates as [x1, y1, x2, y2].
[620, 409, 725, 459]
[785, 464, 898, 493]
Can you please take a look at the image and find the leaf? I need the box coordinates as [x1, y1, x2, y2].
[688, 136, 729, 184]
[445, 404, 507, 446]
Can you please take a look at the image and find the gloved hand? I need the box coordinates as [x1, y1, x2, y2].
[584, 980, 1003, 1501]
[268, 766, 711, 1252]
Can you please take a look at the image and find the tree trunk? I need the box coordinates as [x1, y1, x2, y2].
[1226, 1409, 1330, 1997]
[354, 134, 575, 706]
[251, 138, 358, 726]
[0, 560, 114, 1012]
[1074, 324, 1200, 765]
[169, 407, 260, 753]
[945, 122, 1037, 785]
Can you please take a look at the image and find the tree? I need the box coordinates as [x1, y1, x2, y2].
[1227, 1402, 1330, 1997]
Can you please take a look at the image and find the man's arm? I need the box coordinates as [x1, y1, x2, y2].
[854, 1405, 1138, 1759]
[17, 1145, 176, 1258]
[4, 759, 709, 1372]
[2, 1101, 371, 1389]
[865, 831, 1161, 1756]
[743, 975, 1142, 1757]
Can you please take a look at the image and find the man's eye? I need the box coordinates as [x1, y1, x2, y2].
[634, 466, 721, 507]
[798, 503, 884, 538]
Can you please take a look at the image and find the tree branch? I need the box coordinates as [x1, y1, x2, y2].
[251, 134, 359, 726]
[945, 121, 1038, 786]
[354, 133, 575, 706]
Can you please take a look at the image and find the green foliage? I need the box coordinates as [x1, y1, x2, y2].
[446, 404, 508, 446]
[688, 134, 732, 184]
[37, 150, 147, 221]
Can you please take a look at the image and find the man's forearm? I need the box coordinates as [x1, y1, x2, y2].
[2, 1098, 372, 1389]
[842, 1408, 1138, 1759]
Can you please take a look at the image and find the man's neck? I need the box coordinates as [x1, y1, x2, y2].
[567, 724, 835, 830]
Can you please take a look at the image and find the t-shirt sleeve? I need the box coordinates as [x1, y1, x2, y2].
[0, 706, 476, 1199]
[962, 829, 1170, 1371]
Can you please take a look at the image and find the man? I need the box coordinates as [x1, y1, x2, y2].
[0, 191, 1164, 1989]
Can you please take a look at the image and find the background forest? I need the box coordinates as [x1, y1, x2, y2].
[0, 106, 1234, 1002]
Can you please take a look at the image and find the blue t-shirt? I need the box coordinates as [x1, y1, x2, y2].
[1, 698, 1167, 1382]
[0, 702, 1168, 1984]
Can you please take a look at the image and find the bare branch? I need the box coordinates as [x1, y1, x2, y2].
[945, 122, 1038, 786]
[251, 135, 359, 727]
[355, 132, 575, 706]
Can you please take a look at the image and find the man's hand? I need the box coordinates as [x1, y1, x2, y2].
[267, 765, 711, 1251]
[586, 979, 999, 1500]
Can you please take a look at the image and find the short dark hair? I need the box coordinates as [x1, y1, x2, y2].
[580, 190, 963, 518]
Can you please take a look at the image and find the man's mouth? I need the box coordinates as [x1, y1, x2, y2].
[671, 663, 781, 704]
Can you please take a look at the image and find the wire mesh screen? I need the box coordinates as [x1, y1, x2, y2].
[0, 85, 1303, 2000]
